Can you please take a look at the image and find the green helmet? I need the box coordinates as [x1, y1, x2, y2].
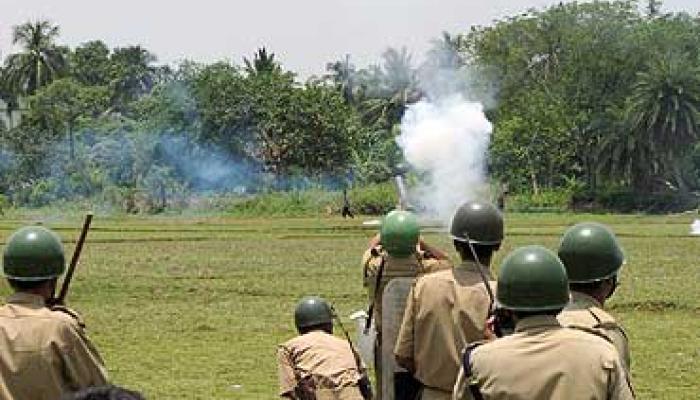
[450, 201, 504, 244]
[3, 226, 65, 281]
[294, 296, 333, 330]
[558, 222, 624, 283]
[380, 210, 420, 257]
[497, 245, 569, 312]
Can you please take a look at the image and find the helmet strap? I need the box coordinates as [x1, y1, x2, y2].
[494, 308, 516, 336]
[605, 275, 619, 300]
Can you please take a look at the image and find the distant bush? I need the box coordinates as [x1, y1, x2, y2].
[0, 194, 8, 215]
[228, 189, 336, 216]
[227, 182, 398, 216]
[506, 186, 697, 214]
[346, 182, 397, 215]
[506, 190, 570, 212]
[571, 187, 698, 213]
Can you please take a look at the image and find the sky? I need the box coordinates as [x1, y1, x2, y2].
[1, 0, 698, 77]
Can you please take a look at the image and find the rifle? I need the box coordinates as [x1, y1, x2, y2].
[462, 233, 512, 337]
[52, 213, 94, 305]
[331, 306, 373, 400]
[364, 255, 385, 334]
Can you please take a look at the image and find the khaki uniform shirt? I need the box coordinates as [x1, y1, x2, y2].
[0, 293, 108, 400]
[362, 245, 453, 333]
[394, 262, 493, 392]
[278, 331, 364, 399]
[558, 291, 631, 370]
[453, 315, 635, 400]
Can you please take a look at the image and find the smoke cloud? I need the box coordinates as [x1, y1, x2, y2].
[397, 57, 493, 225]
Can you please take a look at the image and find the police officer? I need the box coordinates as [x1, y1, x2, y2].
[362, 210, 452, 296]
[362, 210, 452, 398]
[557, 222, 631, 370]
[0, 226, 108, 399]
[453, 245, 634, 400]
[394, 201, 503, 399]
[278, 296, 368, 400]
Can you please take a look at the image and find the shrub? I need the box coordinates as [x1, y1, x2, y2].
[0, 194, 8, 215]
[346, 182, 397, 215]
[570, 185, 698, 213]
[226, 182, 398, 217]
[228, 189, 336, 216]
[506, 190, 570, 212]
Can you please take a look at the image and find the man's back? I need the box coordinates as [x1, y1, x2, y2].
[362, 247, 452, 332]
[464, 315, 634, 400]
[395, 262, 492, 392]
[0, 293, 108, 400]
[558, 291, 630, 370]
[278, 331, 363, 399]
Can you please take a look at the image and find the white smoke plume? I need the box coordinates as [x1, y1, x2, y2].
[397, 94, 492, 225]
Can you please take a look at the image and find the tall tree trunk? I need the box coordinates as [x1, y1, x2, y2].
[530, 170, 539, 195]
[36, 58, 42, 94]
[68, 123, 74, 160]
[4, 109, 11, 130]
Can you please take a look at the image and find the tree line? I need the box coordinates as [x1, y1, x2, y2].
[0, 0, 699, 212]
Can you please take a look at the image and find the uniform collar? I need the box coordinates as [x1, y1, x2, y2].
[457, 260, 492, 277]
[514, 315, 562, 333]
[570, 291, 603, 308]
[302, 330, 331, 339]
[6, 292, 47, 306]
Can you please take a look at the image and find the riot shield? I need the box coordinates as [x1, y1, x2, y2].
[381, 277, 414, 400]
[350, 310, 375, 365]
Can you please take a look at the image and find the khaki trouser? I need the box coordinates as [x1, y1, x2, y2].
[421, 386, 451, 400]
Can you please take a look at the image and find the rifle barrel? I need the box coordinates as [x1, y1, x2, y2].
[56, 213, 94, 303]
[463, 234, 496, 307]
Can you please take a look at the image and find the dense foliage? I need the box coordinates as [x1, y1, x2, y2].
[1, 1, 699, 212]
[467, 1, 700, 210]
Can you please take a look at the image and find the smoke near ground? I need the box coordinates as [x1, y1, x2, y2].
[397, 92, 492, 225]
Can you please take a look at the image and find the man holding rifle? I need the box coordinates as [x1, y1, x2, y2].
[0, 223, 107, 399]
[277, 296, 371, 400]
[394, 201, 503, 399]
[361, 210, 451, 399]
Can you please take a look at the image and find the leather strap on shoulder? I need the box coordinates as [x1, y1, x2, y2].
[462, 343, 485, 400]
[568, 324, 614, 344]
[50, 305, 86, 328]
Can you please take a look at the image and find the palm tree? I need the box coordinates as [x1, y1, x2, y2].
[4, 20, 67, 96]
[647, 0, 663, 17]
[597, 114, 658, 193]
[243, 47, 280, 76]
[426, 31, 466, 70]
[109, 45, 158, 111]
[360, 47, 421, 127]
[625, 52, 700, 193]
[325, 54, 358, 104]
[0, 67, 15, 128]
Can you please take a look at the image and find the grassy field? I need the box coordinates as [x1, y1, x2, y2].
[0, 212, 698, 399]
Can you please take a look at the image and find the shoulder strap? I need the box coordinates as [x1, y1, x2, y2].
[587, 309, 628, 340]
[461, 342, 485, 400]
[50, 305, 86, 328]
[364, 255, 386, 332]
[568, 325, 614, 344]
[281, 345, 317, 400]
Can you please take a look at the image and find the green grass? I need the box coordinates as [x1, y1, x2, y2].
[0, 212, 698, 398]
